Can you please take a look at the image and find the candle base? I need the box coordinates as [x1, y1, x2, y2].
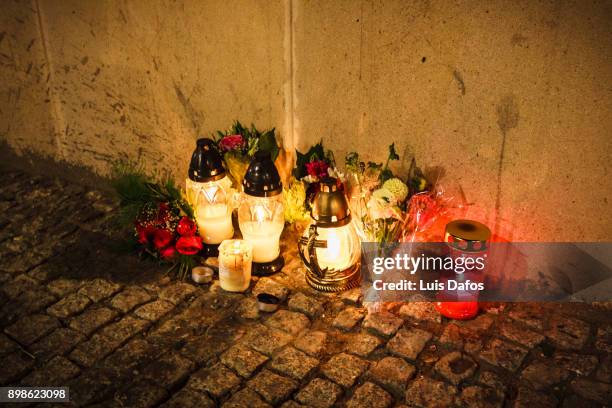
[252, 256, 284, 276]
[202, 243, 220, 258]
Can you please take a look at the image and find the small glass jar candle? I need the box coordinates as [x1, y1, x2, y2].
[218, 239, 253, 292]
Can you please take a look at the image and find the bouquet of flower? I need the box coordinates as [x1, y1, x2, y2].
[111, 164, 203, 280]
[345, 143, 444, 245]
[215, 120, 280, 188]
[282, 141, 343, 224]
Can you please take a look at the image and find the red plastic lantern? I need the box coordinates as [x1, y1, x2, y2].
[435, 219, 491, 320]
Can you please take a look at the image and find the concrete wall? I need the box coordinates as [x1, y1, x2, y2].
[1, 0, 611, 241]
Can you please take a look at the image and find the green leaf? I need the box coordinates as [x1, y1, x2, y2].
[388, 143, 400, 161]
[258, 129, 279, 161]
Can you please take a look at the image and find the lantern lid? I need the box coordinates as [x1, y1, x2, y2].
[188, 138, 226, 182]
[311, 177, 351, 227]
[242, 150, 282, 197]
[445, 219, 491, 252]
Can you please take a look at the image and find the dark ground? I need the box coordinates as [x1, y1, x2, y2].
[0, 166, 611, 407]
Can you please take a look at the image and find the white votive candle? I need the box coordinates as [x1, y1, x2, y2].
[218, 240, 253, 292]
[196, 203, 234, 244]
[239, 221, 282, 263]
[192, 266, 214, 284]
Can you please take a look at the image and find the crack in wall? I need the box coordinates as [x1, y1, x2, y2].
[34, 0, 67, 160]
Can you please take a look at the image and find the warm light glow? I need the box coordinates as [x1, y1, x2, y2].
[238, 195, 284, 263]
[303, 222, 360, 271]
[186, 177, 234, 244]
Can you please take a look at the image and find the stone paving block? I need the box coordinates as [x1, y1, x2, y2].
[269, 346, 320, 380]
[265, 310, 310, 335]
[363, 312, 404, 338]
[103, 338, 162, 377]
[0, 333, 18, 355]
[434, 351, 478, 385]
[0, 352, 36, 384]
[30, 327, 85, 361]
[321, 353, 369, 388]
[241, 324, 294, 356]
[47, 292, 91, 318]
[478, 371, 506, 391]
[69, 333, 122, 367]
[405, 376, 457, 407]
[398, 302, 442, 324]
[295, 377, 342, 408]
[21, 355, 80, 386]
[346, 381, 393, 408]
[162, 387, 214, 408]
[387, 328, 432, 361]
[498, 321, 545, 348]
[2, 274, 39, 299]
[513, 385, 557, 408]
[569, 378, 612, 405]
[47, 278, 83, 297]
[110, 287, 152, 313]
[78, 278, 122, 302]
[521, 360, 569, 390]
[458, 314, 494, 333]
[238, 297, 260, 320]
[5, 313, 60, 345]
[288, 292, 323, 318]
[339, 287, 362, 306]
[99, 315, 149, 343]
[222, 387, 273, 408]
[332, 307, 365, 331]
[438, 323, 465, 349]
[248, 369, 298, 405]
[367, 356, 415, 398]
[133, 299, 175, 321]
[546, 315, 590, 350]
[293, 330, 327, 356]
[508, 305, 546, 330]
[189, 363, 241, 398]
[279, 401, 303, 408]
[158, 282, 197, 305]
[252, 278, 289, 302]
[345, 331, 383, 357]
[221, 344, 269, 378]
[3, 287, 57, 320]
[180, 334, 230, 364]
[479, 338, 528, 372]
[458, 385, 504, 408]
[113, 380, 168, 408]
[69, 306, 118, 335]
[143, 352, 195, 389]
[595, 324, 612, 353]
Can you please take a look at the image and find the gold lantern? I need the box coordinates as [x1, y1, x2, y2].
[299, 177, 361, 292]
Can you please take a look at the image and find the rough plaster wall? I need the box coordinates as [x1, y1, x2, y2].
[292, 0, 612, 241]
[1, 0, 285, 179]
[0, 0, 611, 241]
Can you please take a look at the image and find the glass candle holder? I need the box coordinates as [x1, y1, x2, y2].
[218, 239, 253, 292]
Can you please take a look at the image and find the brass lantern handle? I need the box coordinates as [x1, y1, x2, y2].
[298, 224, 328, 278]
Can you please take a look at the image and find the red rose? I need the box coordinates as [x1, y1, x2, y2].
[159, 245, 177, 260]
[176, 216, 197, 236]
[219, 134, 245, 151]
[135, 222, 156, 244]
[176, 235, 203, 255]
[153, 229, 174, 249]
[305, 160, 329, 179]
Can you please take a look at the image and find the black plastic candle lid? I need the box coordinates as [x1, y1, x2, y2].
[242, 150, 282, 197]
[188, 138, 226, 182]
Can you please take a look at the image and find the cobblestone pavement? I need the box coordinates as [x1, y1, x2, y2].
[0, 167, 611, 407]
